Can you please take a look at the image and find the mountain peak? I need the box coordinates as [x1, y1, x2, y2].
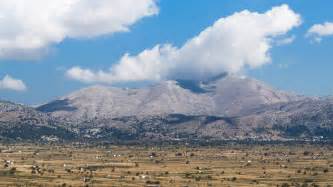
[66, 85, 119, 97]
[37, 75, 300, 121]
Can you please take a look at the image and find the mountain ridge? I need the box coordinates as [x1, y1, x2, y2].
[37, 75, 301, 121]
[0, 75, 332, 142]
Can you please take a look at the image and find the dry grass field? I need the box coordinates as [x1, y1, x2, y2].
[0, 143, 332, 187]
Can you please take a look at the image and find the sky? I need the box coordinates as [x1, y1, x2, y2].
[0, 0, 333, 105]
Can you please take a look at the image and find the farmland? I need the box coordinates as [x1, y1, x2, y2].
[0, 143, 332, 186]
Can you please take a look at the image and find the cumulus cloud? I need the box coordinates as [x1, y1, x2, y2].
[307, 22, 333, 42]
[0, 75, 27, 91]
[67, 45, 175, 83]
[0, 0, 158, 59]
[275, 35, 296, 46]
[67, 4, 301, 84]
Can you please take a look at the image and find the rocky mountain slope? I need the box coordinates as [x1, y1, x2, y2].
[62, 98, 333, 142]
[0, 75, 332, 142]
[0, 101, 74, 141]
[237, 97, 333, 140]
[37, 75, 300, 122]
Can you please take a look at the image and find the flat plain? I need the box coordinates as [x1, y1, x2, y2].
[0, 143, 332, 187]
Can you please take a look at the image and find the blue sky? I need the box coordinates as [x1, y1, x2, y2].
[0, 0, 333, 105]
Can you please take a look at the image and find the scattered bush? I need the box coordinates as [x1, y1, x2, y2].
[281, 183, 290, 187]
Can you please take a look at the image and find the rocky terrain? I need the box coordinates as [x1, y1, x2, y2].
[37, 75, 300, 121]
[0, 75, 332, 142]
[0, 101, 74, 141]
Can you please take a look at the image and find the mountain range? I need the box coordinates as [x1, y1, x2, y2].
[1, 74, 332, 142]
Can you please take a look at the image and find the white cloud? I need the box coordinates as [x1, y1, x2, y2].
[0, 0, 158, 59]
[307, 22, 333, 42]
[0, 75, 27, 91]
[275, 35, 296, 46]
[67, 4, 301, 84]
[67, 45, 176, 83]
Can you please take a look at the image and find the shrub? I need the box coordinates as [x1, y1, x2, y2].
[281, 183, 290, 187]
[146, 180, 160, 184]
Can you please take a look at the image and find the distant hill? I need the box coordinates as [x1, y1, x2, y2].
[0, 75, 332, 142]
[0, 100, 74, 141]
[37, 75, 300, 121]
